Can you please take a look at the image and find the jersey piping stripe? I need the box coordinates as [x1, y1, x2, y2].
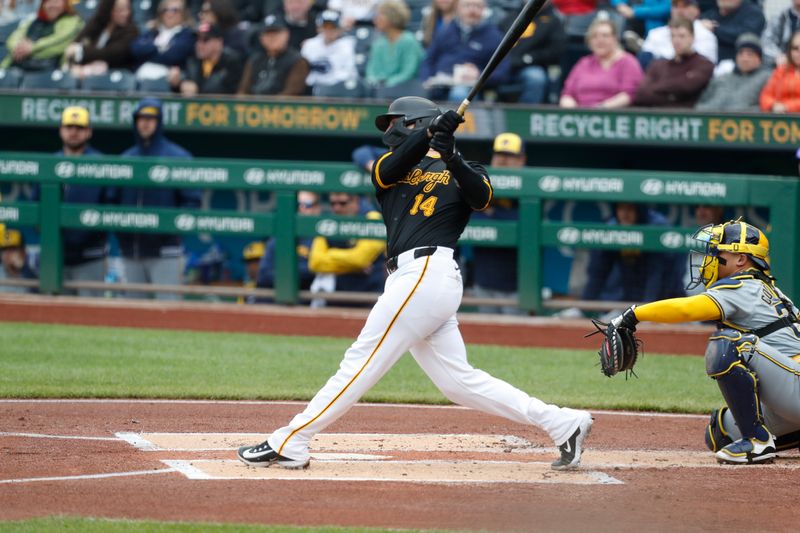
[477, 177, 493, 211]
[373, 152, 394, 190]
[753, 348, 800, 376]
[276, 256, 432, 456]
[706, 294, 725, 321]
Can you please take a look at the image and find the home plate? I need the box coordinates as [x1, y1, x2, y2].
[119, 432, 536, 453]
[162, 459, 623, 485]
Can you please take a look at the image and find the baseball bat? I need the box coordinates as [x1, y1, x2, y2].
[456, 0, 551, 116]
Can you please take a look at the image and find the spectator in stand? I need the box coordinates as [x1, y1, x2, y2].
[169, 21, 241, 95]
[0, 228, 36, 293]
[762, 0, 800, 67]
[581, 202, 685, 305]
[696, 33, 771, 111]
[0, 0, 83, 70]
[307, 191, 385, 307]
[365, 0, 424, 92]
[53, 107, 117, 297]
[119, 98, 201, 300]
[328, 0, 381, 30]
[760, 30, 800, 113]
[64, 0, 139, 80]
[418, 0, 457, 49]
[130, 0, 194, 82]
[196, 0, 246, 57]
[500, 3, 565, 104]
[282, 0, 320, 51]
[613, 0, 670, 39]
[559, 17, 643, 108]
[0, 0, 37, 26]
[550, 0, 598, 79]
[238, 14, 309, 96]
[699, 0, 765, 73]
[419, 0, 509, 102]
[638, 0, 716, 70]
[256, 190, 321, 296]
[470, 133, 527, 315]
[300, 9, 357, 95]
[634, 17, 713, 107]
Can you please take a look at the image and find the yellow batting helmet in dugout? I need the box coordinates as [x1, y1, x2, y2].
[492, 132, 525, 155]
[61, 106, 90, 127]
[242, 241, 266, 261]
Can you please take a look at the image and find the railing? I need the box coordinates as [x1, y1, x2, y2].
[1, 152, 798, 312]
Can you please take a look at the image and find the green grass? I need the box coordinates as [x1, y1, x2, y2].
[0, 517, 457, 533]
[0, 321, 719, 412]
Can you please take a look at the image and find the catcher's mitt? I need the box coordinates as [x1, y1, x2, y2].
[586, 318, 643, 378]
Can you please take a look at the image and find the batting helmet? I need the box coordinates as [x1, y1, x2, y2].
[375, 96, 442, 148]
[688, 219, 770, 289]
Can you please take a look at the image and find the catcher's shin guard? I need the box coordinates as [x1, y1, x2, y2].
[705, 331, 769, 442]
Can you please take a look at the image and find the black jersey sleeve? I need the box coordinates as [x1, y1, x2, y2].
[372, 128, 431, 189]
[446, 155, 493, 210]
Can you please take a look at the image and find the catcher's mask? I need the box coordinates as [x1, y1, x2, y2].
[687, 218, 770, 289]
[375, 96, 442, 149]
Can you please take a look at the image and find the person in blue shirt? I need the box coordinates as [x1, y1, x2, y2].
[118, 97, 201, 299]
[419, 0, 509, 101]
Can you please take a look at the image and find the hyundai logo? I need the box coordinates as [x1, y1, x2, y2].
[315, 219, 338, 237]
[80, 209, 101, 227]
[660, 231, 684, 249]
[340, 171, 365, 188]
[557, 226, 580, 245]
[538, 175, 561, 192]
[148, 165, 170, 183]
[55, 161, 75, 178]
[640, 179, 664, 196]
[244, 168, 265, 186]
[174, 214, 196, 231]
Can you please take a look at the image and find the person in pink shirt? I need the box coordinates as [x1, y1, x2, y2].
[559, 17, 644, 108]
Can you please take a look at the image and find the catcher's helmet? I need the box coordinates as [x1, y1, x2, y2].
[375, 96, 442, 148]
[687, 219, 770, 289]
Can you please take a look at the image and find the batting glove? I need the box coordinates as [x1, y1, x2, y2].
[430, 131, 458, 162]
[428, 110, 464, 135]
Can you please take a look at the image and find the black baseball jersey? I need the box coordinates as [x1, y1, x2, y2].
[371, 128, 493, 258]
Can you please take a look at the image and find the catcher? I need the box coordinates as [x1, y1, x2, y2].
[595, 219, 800, 464]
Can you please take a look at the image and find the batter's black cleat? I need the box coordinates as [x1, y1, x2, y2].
[715, 435, 776, 465]
[551, 412, 593, 471]
[704, 407, 733, 452]
[237, 440, 310, 469]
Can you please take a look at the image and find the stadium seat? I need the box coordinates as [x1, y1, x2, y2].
[81, 70, 137, 93]
[0, 67, 23, 89]
[374, 79, 426, 100]
[132, 0, 157, 30]
[136, 76, 172, 94]
[20, 70, 79, 91]
[312, 79, 369, 99]
[72, 0, 100, 21]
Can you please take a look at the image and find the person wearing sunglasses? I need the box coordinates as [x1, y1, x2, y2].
[130, 0, 194, 81]
[305, 192, 385, 307]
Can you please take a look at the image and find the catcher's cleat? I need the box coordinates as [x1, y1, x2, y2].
[704, 407, 733, 452]
[237, 440, 310, 469]
[551, 412, 593, 471]
[715, 435, 776, 465]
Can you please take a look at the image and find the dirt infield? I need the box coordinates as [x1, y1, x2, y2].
[2, 295, 796, 532]
[1, 400, 798, 532]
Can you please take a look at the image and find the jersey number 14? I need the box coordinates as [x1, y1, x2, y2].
[410, 194, 437, 217]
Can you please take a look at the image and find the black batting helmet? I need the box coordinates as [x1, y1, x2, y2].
[375, 96, 442, 148]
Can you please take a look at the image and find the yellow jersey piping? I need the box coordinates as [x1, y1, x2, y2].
[277, 255, 431, 455]
[373, 152, 394, 189]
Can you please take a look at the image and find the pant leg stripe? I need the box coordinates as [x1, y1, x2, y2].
[277, 256, 431, 456]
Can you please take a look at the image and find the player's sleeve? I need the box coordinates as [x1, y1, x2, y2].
[703, 279, 761, 324]
[634, 294, 722, 323]
[371, 128, 430, 189]
[449, 159, 493, 210]
[308, 212, 385, 274]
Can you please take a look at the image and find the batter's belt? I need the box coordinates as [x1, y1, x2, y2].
[385, 246, 438, 274]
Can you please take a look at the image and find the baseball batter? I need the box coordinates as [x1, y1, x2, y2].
[608, 219, 800, 464]
[238, 97, 593, 470]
